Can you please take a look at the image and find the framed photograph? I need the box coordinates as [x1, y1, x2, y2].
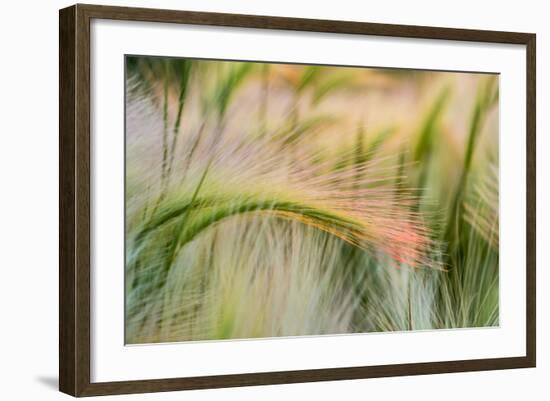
[59, 4, 536, 397]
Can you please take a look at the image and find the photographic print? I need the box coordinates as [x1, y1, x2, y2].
[124, 56, 499, 345]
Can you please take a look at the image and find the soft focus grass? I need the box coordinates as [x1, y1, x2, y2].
[125, 56, 499, 344]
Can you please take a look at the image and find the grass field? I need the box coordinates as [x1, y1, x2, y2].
[124, 56, 499, 344]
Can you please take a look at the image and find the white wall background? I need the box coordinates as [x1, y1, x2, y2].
[0, 0, 546, 399]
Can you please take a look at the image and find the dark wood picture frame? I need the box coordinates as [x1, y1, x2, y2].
[59, 3, 536, 397]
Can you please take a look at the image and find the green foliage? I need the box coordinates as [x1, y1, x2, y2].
[444, 76, 499, 260]
[295, 65, 321, 93]
[125, 57, 500, 343]
[311, 72, 355, 105]
[167, 60, 193, 178]
[212, 62, 254, 117]
[413, 86, 451, 163]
